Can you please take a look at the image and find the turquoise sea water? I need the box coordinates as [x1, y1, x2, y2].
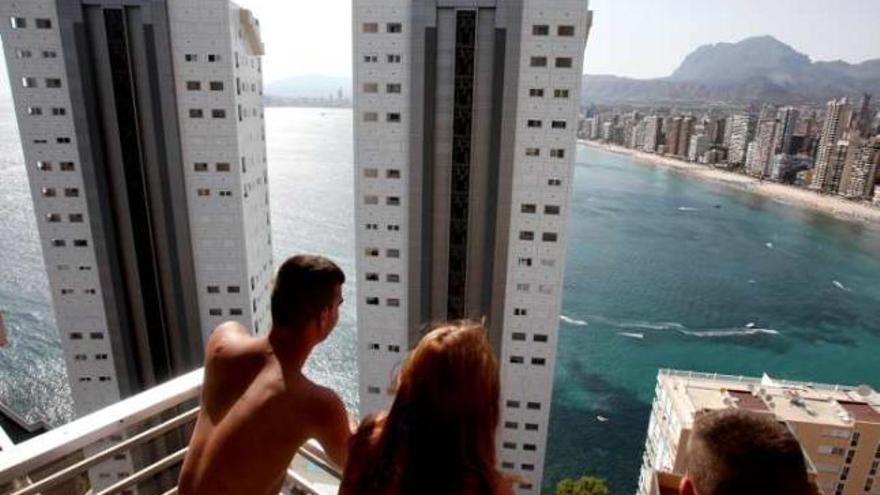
[1, 106, 879, 494]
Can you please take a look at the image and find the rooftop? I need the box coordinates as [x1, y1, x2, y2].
[658, 369, 880, 428]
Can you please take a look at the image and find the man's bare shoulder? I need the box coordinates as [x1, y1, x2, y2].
[206, 322, 263, 364]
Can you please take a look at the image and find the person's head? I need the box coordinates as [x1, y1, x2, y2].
[270, 255, 345, 341]
[681, 408, 812, 495]
[348, 321, 500, 495]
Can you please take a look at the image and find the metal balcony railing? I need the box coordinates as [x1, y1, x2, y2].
[0, 368, 342, 495]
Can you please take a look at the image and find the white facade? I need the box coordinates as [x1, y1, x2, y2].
[1, 0, 271, 489]
[354, 2, 591, 494]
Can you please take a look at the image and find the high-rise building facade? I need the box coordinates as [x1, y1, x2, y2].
[772, 106, 800, 155]
[643, 116, 662, 153]
[727, 113, 754, 165]
[812, 98, 854, 192]
[1, 0, 272, 485]
[676, 116, 694, 158]
[353, 2, 592, 493]
[840, 137, 880, 200]
[637, 370, 880, 495]
[746, 116, 778, 178]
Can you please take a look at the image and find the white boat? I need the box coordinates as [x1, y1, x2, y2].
[596, 415, 609, 423]
[0, 313, 7, 347]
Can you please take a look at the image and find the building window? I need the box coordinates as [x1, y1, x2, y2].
[529, 88, 544, 97]
[46, 78, 62, 88]
[57, 137, 71, 144]
[532, 25, 549, 36]
[46, 214, 61, 223]
[211, 109, 226, 119]
[387, 298, 400, 307]
[502, 442, 517, 450]
[386, 196, 400, 206]
[366, 297, 380, 306]
[386, 83, 402, 94]
[64, 188, 79, 197]
[506, 400, 521, 408]
[210, 81, 224, 91]
[363, 112, 378, 122]
[27, 106, 42, 116]
[554, 89, 570, 98]
[527, 119, 542, 128]
[365, 248, 379, 257]
[368, 343, 380, 350]
[208, 54, 220, 62]
[363, 168, 379, 178]
[60, 161, 75, 171]
[558, 25, 575, 36]
[387, 274, 400, 283]
[386, 169, 401, 179]
[552, 120, 567, 129]
[519, 231, 534, 241]
[73, 239, 88, 247]
[35, 18, 52, 29]
[216, 162, 231, 172]
[362, 22, 379, 33]
[197, 188, 210, 196]
[69, 214, 84, 223]
[530, 56, 547, 68]
[51, 239, 66, 247]
[37, 161, 52, 171]
[42, 50, 57, 58]
[550, 149, 566, 158]
[10, 17, 26, 29]
[51, 107, 66, 116]
[525, 423, 539, 431]
[230, 309, 243, 316]
[186, 81, 201, 91]
[227, 286, 241, 294]
[89, 332, 104, 340]
[367, 386, 381, 394]
[387, 249, 400, 258]
[521, 204, 537, 213]
[365, 273, 379, 282]
[363, 54, 378, 63]
[189, 109, 204, 118]
[41, 187, 56, 197]
[388, 345, 400, 352]
[512, 332, 526, 341]
[207, 286, 220, 294]
[555, 57, 573, 68]
[387, 22, 402, 33]
[543, 232, 559, 242]
[209, 309, 222, 316]
[387, 113, 401, 123]
[531, 357, 546, 366]
[523, 444, 537, 452]
[15, 49, 32, 59]
[548, 178, 563, 186]
[522, 464, 535, 471]
[525, 147, 540, 157]
[363, 82, 379, 93]
[534, 334, 549, 343]
[545, 205, 561, 215]
[194, 162, 208, 172]
[364, 195, 379, 205]
[527, 402, 541, 410]
[518, 257, 532, 267]
[21, 77, 37, 88]
[185, 53, 198, 62]
[514, 308, 528, 316]
[387, 54, 401, 63]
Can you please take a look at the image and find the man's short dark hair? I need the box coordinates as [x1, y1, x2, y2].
[271, 255, 345, 330]
[687, 409, 812, 495]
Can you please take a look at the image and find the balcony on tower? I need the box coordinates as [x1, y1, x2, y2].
[0, 369, 341, 495]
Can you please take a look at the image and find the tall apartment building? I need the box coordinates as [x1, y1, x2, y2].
[0, 0, 272, 486]
[812, 98, 854, 192]
[665, 117, 682, 156]
[637, 370, 880, 495]
[353, 2, 592, 493]
[840, 137, 880, 200]
[773, 106, 800, 155]
[745, 117, 778, 178]
[643, 116, 662, 153]
[676, 116, 695, 158]
[727, 113, 754, 165]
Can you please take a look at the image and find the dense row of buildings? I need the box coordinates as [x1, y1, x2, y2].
[581, 96, 880, 204]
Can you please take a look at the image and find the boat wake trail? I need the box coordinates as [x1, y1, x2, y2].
[560, 315, 588, 326]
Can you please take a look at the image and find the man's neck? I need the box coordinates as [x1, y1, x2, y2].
[267, 326, 314, 375]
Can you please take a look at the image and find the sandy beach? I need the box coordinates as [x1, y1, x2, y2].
[580, 140, 880, 226]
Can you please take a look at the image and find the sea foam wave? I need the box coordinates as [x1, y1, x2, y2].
[560, 315, 588, 326]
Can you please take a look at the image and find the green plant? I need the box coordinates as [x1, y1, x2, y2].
[556, 475, 611, 495]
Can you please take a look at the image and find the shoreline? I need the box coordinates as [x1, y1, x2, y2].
[579, 140, 880, 226]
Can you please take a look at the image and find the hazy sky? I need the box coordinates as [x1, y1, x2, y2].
[1, 0, 879, 93]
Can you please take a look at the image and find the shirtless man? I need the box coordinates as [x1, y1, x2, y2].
[178, 255, 352, 495]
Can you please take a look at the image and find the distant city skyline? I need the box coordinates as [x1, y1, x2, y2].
[1, 0, 879, 98]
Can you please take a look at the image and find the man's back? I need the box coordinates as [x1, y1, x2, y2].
[178, 322, 348, 495]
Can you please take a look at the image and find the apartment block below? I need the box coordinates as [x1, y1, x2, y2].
[638, 370, 880, 495]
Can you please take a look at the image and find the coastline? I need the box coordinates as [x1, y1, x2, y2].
[579, 140, 880, 226]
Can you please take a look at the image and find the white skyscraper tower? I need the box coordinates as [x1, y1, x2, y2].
[353, 1, 592, 493]
[1, 0, 272, 487]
